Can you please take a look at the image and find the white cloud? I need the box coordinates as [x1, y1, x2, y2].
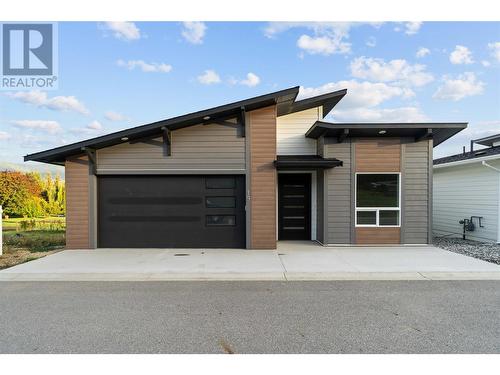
[117, 59, 172, 73]
[231, 72, 261, 87]
[481, 60, 491, 67]
[181, 22, 206, 44]
[87, 120, 102, 130]
[11, 120, 61, 134]
[105, 111, 129, 121]
[433, 72, 485, 101]
[70, 120, 105, 135]
[6, 91, 89, 115]
[265, 22, 362, 56]
[366, 37, 376, 48]
[242, 73, 261, 87]
[449, 45, 474, 65]
[333, 107, 428, 122]
[297, 34, 350, 55]
[197, 69, 221, 85]
[350, 56, 434, 87]
[404, 22, 422, 35]
[0, 131, 11, 141]
[298, 80, 426, 123]
[488, 42, 500, 62]
[416, 47, 430, 58]
[103, 22, 141, 41]
[298, 80, 414, 109]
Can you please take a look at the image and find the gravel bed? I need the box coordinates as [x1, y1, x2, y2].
[433, 236, 500, 265]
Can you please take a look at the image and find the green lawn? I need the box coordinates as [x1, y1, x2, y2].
[2, 216, 65, 231]
[1, 217, 66, 269]
[2, 229, 65, 252]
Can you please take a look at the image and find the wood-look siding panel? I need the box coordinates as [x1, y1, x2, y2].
[324, 141, 352, 244]
[354, 138, 401, 244]
[355, 138, 401, 172]
[403, 140, 431, 244]
[97, 123, 245, 172]
[65, 155, 89, 249]
[249, 106, 277, 249]
[276, 108, 319, 155]
[355, 227, 401, 244]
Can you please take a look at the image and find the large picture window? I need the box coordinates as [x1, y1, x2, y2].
[355, 173, 400, 227]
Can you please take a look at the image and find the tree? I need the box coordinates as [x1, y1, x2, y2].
[0, 171, 41, 217]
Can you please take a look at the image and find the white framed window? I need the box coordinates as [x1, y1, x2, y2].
[355, 172, 401, 227]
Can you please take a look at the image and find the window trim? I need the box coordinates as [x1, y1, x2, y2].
[354, 172, 401, 228]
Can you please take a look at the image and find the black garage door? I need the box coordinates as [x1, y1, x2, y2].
[98, 175, 246, 248]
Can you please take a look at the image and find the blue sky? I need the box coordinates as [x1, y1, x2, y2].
[1, 21, 499, 172]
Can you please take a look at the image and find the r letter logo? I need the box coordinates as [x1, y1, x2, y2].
[1, 23, 58, 90]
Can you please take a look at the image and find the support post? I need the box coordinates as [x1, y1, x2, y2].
[161, 126, 171, 156]
[81, 147, 96, 175]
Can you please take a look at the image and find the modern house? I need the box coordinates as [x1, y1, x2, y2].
[433, 134, 500, 243]
[25, 86, 466, 249]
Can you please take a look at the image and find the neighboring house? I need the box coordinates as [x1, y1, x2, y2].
[433, 134, 500, 243]
[25, 86, 466, 249]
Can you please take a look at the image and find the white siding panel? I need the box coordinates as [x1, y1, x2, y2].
[277, 108, 320, 155]
[97, 123, 245, 172]
[433, 162, 500, 242]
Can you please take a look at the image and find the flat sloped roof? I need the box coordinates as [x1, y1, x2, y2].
[305, 121, 467, 147]
[24, 87, 348, 165]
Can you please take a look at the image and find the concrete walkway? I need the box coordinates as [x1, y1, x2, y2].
[1, 241, 500, 281]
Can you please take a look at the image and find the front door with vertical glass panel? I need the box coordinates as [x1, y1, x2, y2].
[278, 174, 311, 240]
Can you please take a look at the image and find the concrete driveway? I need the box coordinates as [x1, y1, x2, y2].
[1, 241, 500, 281]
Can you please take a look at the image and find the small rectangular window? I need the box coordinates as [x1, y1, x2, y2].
[379, 210, 399, 226]
[357, 211, 376, 225]
[206, 196, 236, 208]
[206, 177, 236, 189]
[206, 215, 236, 226]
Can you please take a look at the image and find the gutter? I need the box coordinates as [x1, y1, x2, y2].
[482, 160, 500, 173]
[481, 161, 500, 244]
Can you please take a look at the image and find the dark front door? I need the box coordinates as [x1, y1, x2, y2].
[98, 175, 246, 248]
[278, 173, 311, 240]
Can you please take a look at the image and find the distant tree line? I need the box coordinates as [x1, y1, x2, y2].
[0, 171, 65, 218]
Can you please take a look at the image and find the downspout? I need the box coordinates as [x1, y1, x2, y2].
[481, 161, 500, 243]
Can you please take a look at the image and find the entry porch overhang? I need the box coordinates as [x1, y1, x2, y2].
[273, 155, 343, 170]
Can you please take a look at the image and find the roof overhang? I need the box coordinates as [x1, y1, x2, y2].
[277, 89, 347, 117]
[25, 86, 302, 165]
[305, 121, 468, 147]
[273, 155, 343, 170]
[474, 134, 500, 147]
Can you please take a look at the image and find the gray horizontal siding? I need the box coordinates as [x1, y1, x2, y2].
[402, 140, 430, 244]
[97, 123, 245, 173]
[324, 140, 352, 244]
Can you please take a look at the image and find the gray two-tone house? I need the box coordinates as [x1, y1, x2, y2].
[25, 86, 466, 249]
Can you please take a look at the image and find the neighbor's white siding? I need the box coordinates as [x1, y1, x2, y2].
[433, 160, 500, 243]
[276, 107, 321, 155]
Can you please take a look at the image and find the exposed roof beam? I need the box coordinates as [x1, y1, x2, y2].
[162, 127, 171, 157]
[415, 128, 433, 142]
[338, 128, 349, 143]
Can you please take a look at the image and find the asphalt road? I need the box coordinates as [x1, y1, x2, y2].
[0, 281, 498, 354]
